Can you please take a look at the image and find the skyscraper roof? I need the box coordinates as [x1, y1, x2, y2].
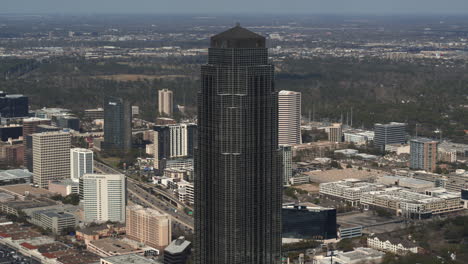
[211, 23, 265, 48]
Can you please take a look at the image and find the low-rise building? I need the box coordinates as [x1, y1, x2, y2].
[385, 144, 410, 155]
[86, 237, 145, 257]
[316, 247, 384, 264]
[319, 179, 386, 206]
[30, 209, 77, 234]
[360, 187, 463, 219]
[367, 234, 418, 255]
[0, 169, 32, 185]
[164, 237, 191, 264]
[338, 223, 363, 239]
[101, 254, 162, 264]
[48, 179, 79, 196]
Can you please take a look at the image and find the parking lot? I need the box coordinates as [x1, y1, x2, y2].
[0, 245, 39, 264]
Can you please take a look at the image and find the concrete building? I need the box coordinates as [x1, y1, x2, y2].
[164, 237, 191, 264]
[319, 179, 386, 206]
[84, 108, 104, 120]
[374, 122, 406, 150]
[87, 237, 145, 257]
[279, 145, 293, 185]
[360, 187, 463, 219]
[32, 131, 71, 188]
[30, 209, 77, 234]
[410, 138, 438, 172]
[83, 174, 126, 223]
[327, 123, 343, 143]
[22, 117, 51, 171]
[158, 89, 173, 117]
[343, 130, 374, 145]
[101, 254, 162, 264]
[385, 144, 410, 155]
[70, 148, 94, 182]
[316, 247, 384, 264]
[177, 181, 194, 205]
[278, 90, 301, 145]
[126, 205, 171, 249]
[367, 234, 418, 255]
[48, 179, 79, 196]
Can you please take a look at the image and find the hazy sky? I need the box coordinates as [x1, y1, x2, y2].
[3, 0, 468, 14]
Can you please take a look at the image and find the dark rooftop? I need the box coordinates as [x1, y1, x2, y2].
[211, 24, 265, 48]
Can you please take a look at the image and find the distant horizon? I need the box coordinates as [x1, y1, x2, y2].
[3, 0, 468, 16]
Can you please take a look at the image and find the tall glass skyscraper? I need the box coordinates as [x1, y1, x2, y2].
[194, 24, 282, 264]
[103, 96, 132, 152]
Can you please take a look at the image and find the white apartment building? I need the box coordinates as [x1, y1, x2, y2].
[32, 131, 71, 188]
[278, 90, 301, 145]
[177, 181, 194, 205]
[158, 89, 173, 117]
[70, 148, 94, 182]
[83, 174, 126, 223]
[367, 235, 418, 255]
[343, 130, 375, 145]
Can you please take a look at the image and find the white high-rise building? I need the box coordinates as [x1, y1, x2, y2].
[158, 89, 173, 117]
[70, 148, 94, 182]
[278, 90, 301, 145]
[279, 145, 293, 186]
[32, 131, 71, 188]
[83, 174, 126, 223]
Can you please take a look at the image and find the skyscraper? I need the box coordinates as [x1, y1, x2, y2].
[70, 148, 94, 182]
[278, 90, 301, 145]
[158, 89, 174, 117]
[410, 138, 438, 172]
[195, 25, 282, 264]
[23, 117, 52, 171]
[328, 123, 343, 143]
[0, 92, 29, 118]
[374, 122, 406, 150]
[83, 173, 126, 223]
[32, 131, 71, 188]
[103, 97, 132, 152]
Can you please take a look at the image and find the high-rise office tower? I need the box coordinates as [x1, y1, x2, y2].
[83, 173, 126, 223]
[328, 123, 343, 143]
[32, 131, 71, 188]
[126, 205, 171, 249]
[158, 89, 174, 117]
[103, 97, 132, 152]
[70, 148, 94, 182]
[280, 145, 293, 186]
[410, 138, 438, 172]
[374, 122, 406, 150]
[153, 123, 197, 170]
[195, 25, 282, 264]
[23, 118, 51, 171]
[278, 90, 301, 145]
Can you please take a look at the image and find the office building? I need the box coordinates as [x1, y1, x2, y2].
[0, 92, 28, 118]
[164, 237, 191, 264]
[280, 145, 293, 185]
[48, 179, 79, 196]
[30, 209, 77, 234]
[153, 124, 197, 169]
[0, 125, 22, 141]
[374, 122, 406, 150]
[103, 97, 132, 152]
[84, 108, 104, 120]
[282, 203, 337, 240]
[195, 25, 282, 264]
[56, 115, 80, 131]
[126, 205, 171, 249]
[83, 174, 126, 223]
[410, 138, 438, 172]
[23, 117, 52, 171]
[158, 89, 173, 117]
[327, 123, 343, 143]
[316, 247, 384, 264]
[278, 90, 301, 145]
[70, 148, 94, 182]
[32, 131, 71, 188]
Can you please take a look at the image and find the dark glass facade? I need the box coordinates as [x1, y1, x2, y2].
[103, 96, 132, 151]
[0, 126, 22, 141]
[194, 25, 282, 264]
[0, 93, 28, 118]
[282, 205, 337, 240]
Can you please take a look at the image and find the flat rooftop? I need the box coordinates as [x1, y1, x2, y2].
[0, 184, 53, 197]
[0, 169, 33, 182]
[102, 254, 162, 264]
[89, 238, 140, 254]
